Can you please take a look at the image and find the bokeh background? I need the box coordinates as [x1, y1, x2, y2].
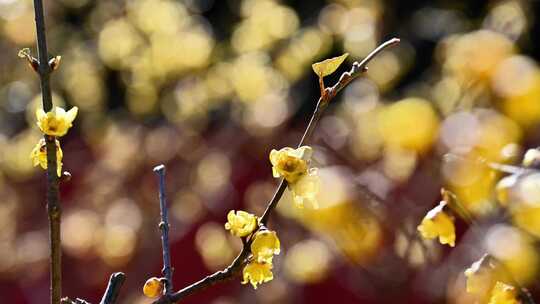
[1, 0, 540, 303]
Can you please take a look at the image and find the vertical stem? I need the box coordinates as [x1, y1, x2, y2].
[32, 1, 61, 303]
[33, 0, 53, 112]
[154, 165, 174, 294]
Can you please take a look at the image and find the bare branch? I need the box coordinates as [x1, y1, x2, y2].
[31, 0, 62, 303]
[154, 165, 174, 294]
[152, 38, 400, 304]
[99, 272, 126, 304]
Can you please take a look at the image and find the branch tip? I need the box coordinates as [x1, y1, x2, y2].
[153, 164, 166, 173]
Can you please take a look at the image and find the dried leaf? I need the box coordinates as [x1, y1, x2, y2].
[18, 48, 31, 59]
[312, 53, 349, 78]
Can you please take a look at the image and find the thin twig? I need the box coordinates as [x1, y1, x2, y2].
[99, 272, 126, 304]
[154, 165, 174, 294]
[32, 0, 62, 303]
[152, 38, 399, 304]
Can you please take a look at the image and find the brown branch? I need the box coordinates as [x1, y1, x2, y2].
[152, 38, 400, 304]
[31, 0, 62, 303]
[153, 165, 174, 294]
[99, 272, 126, 304]
[59, 272, 126, 304]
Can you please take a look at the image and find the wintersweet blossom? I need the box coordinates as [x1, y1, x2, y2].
[289, 167, 320, 209]
[30, 138, 63, 177]
[242, 261, 273, 289]
[224, 210, 258, 238]
[417, 201, 456, 247]
[36, 106, 78, 137]
[488, 282, 520, 304]
[143, 277, 163, 298]
[465, 254, 505, 297]
[269, 146, 320, 208]
[251, 230, 280, 264]
[269, 146, 312, 184]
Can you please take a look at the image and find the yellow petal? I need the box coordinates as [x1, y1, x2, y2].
[29, 139, 63, 176]
[312, 53, 349, 77]
[65, 106, 79, 124]
[242, 261, 273, 289]
[251, 230, 281, 263]
[417, 201, 455, 247]
[464, 254, 508, 298]
[488, 282, 519, 304]
[290, 168, 320, 209]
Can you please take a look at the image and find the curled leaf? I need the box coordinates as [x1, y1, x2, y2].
[18, 48, 31, 59]
[18, 48, 39, 71]
[312, 53, 349, 78]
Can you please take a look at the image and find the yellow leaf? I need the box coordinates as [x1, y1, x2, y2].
[312, 53, 349, 77]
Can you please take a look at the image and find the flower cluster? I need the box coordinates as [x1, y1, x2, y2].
[30, 106, 78, 176]
[464, 255, 519, 304]
[417, 182, 527, 303]
[224, 210, 281, 289]
[269, 146, 320, 208]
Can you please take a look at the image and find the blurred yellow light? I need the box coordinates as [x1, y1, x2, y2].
[62, 209, 100, 257]
[105, 198, 142, 230]
[171, 189, 205, 224]
[318, 4, 348, 34]
[233, 0, 298, 53]
[484, 0, 527, 40]
[194, 151, 231, 196]
[492, 56, 540, 128]
[128, 0, 188, 35]
[443, 30, 514, 84]
[98, 18, 143, 69]
[0, 130, 41, 180]
[485, 224, 538, 285]
[378, 98, 439, 153]
[382, 147, 417, 182]
[127, 81, 158, 116]
[442, 155, 498, 215]
[195, 222, 235, 270]
[284, 239, 331, 283]
[2, 3, 35, 45]
[99, 225, 137, 266]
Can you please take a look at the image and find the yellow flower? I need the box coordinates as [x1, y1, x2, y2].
[30, 138, 63, 177]
[224, 210, 258, 238]
[269, 146, 312, 183]
[251, 230, 280, 264]
[289, 168, 320, 209]
[488, 282, 520, 304]
[242, 261, 273, 289]
[417, 201, 455, 247]
[143, 277, 163, 298]
[465, 254, 507, 297]
[36, 106, 78, 137]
